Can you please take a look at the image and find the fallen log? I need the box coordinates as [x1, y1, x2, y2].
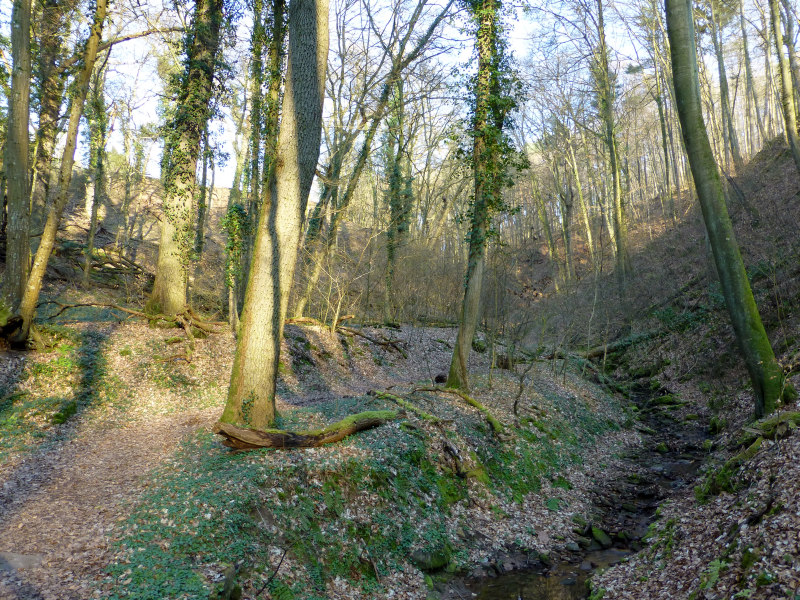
[371, 390, 444, 423]
[413, 386, 504, 433]
[213, 410, 399, 449]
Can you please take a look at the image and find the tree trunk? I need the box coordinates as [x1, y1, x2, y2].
[149, 0, 224, 315]
[710, 0, 744, 173]
[221, 0, 329, 429]
[2, 0, 32, 313]
[12, 0, 108, 343]
[31, 0, 75, 210]
[595, 0, 630, 280]
[666, 0, 791, 418]
[567, 142, 594, 265]
[740, 0, 765, 153]
[447, 0, 503, 391]
[83, 63, 108, 285]
[769, 0, 800, 173]
[780, 0, 800, 112]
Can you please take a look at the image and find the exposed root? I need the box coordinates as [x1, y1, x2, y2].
[31, 301, 222, 360]
[212, 410, 399, 449]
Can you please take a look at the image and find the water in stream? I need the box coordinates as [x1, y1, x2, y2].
[465, 548, 632, 599]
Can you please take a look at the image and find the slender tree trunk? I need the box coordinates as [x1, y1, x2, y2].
[31, 0, 74, 210]
[221, 0, 329, 429]
[148, 0, 224, 315]
[595, 0, 630, 280]
[769, 0, 800, 173]
[740, 1, 766, 152]
[567, 142, 594, 263]
[780, 0, 800, 111]
[12, 0, 108, 343]
[194, 125, 210, 257]
[447, 0, 503, 391]
[711, 0, 744, 173]
[652, 41, 675, 222]
[83, 65, 108, 285]
[2, 0, 32, 313]
[666, 0, 791, 418]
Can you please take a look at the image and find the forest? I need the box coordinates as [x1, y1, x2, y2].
[1, 0, 800, 595]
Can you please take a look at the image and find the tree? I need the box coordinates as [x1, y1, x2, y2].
[665, 0, 792, 418]
[292, 0, 456, 318]
[446, 0, 519, 390]
[11, 0, 109, 343]
[592, 0, 630, 280]
[83, 59, 110, 284]
[148, 0, 224, 315]
[30, 0, 77, 210]
[708, 0, 743, 173]
[383, 78, 415, 321]
[769, 0, 800, 174]
[1, 0, 32, 315]
[220, 0, 329, 429]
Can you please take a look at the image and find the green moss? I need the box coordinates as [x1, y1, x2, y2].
[740, 547, 759, 573]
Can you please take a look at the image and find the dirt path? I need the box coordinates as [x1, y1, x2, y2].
[0, 406, 218, 600]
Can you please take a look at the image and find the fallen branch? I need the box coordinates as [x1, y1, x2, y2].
[582, 331, 660, 360]
[213, 410, 399, 449]
[371, 390, 443, 423]
[413, 386, 504, 433]
[338, 326, 407, 358]
[286, 316, 327, 327]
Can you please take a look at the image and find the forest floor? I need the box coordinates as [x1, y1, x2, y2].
[0, 293, 642, 600]
[2, 141, 800, 600]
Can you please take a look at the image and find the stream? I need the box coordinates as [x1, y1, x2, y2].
[443, 381, 709, 600]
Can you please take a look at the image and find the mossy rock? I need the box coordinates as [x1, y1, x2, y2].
[471, 338, 487, 353]
[591, 526, 613, 548]
[411, 546, 452, 571]
[655, 442, 669, 453]
[649, 394, 686, 407]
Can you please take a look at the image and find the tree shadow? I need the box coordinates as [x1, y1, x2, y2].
[0, 322, 116, 529]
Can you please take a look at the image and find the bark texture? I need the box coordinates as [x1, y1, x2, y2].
[11, 0, 108, 343]
[2, 0, 32, 312]
[447, 0, 501, 390]
[149, 0, 224, 315]
[221, 0, 329, 429]
[666, 0, 790, 418]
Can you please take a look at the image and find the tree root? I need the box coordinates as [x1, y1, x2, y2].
[413, 386, 504, 433]
[213, 410, 399, 449]
[31, 301, 224, 361]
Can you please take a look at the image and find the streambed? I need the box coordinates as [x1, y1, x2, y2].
[445, 381, 708, 600]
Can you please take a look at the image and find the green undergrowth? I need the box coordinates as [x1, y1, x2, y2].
[103, 377, 625, 599]
[0, 325, 119, 463]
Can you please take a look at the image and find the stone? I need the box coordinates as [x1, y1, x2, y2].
[591, 526, 613, 549]
[411, 547, 451, 572]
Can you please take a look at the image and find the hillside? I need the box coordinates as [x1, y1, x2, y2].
[1, 141, 800, 600]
